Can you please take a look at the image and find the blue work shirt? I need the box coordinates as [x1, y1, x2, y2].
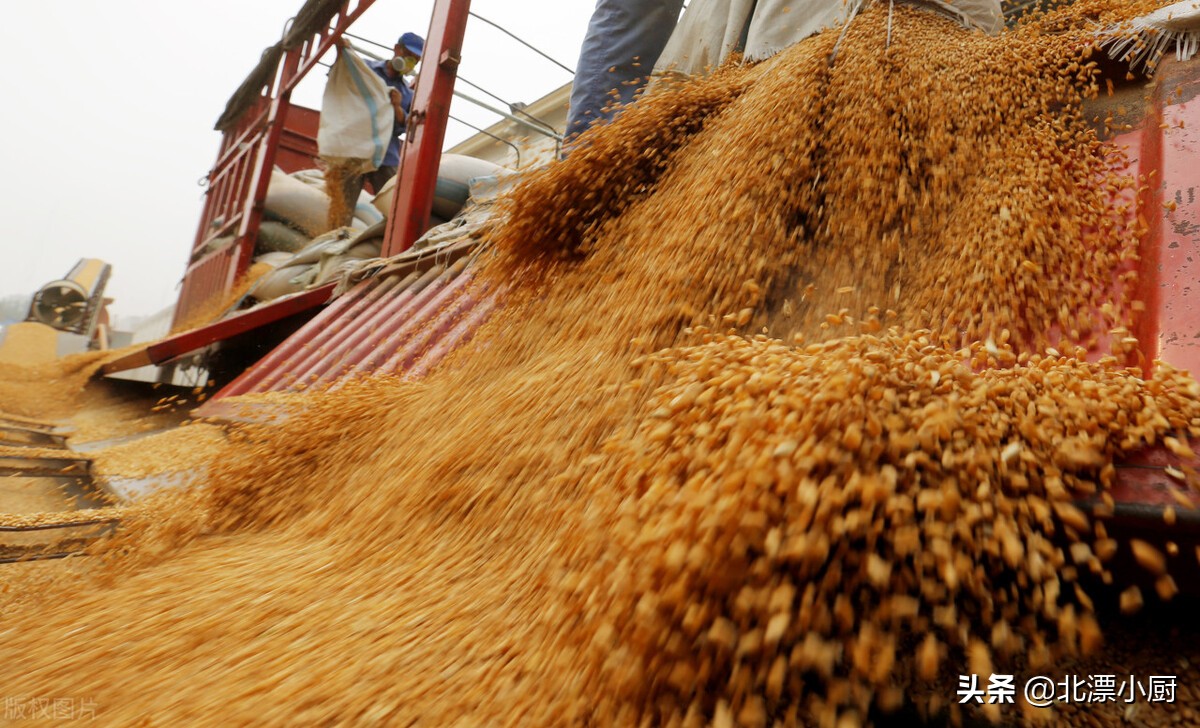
[366, 58, 414, 167]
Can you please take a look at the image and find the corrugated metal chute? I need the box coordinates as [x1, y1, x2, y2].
[195, 242, 502, 418]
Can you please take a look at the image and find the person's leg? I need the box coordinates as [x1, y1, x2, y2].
[565, 0, 686, 143]
[366, 165, 397, 195]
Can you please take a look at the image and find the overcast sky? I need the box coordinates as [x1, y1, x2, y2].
[0, 0, 594, 322]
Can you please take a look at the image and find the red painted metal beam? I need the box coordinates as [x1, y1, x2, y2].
[102, 284, 336, 375]
[276, 103, 323, 173]
[383, 0, 472, 256]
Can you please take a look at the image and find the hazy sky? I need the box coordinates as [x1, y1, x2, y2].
[0, 0, 593, 322]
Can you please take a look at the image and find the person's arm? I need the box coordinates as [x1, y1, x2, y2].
[389, 88, 407, 125]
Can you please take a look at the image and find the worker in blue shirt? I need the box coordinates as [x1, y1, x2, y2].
[565, 0, 685, 147]
[337, 32, 424, 224]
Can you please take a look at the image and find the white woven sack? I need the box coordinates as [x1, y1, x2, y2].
[317, 48, 392, 172]
[654, 0, 756, 76]
[264, 169, 331, 238]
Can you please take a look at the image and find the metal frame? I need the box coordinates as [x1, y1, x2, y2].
[119, 0, 475, 379]
[103, 284, 336, 375]
[174, 0, 378, 329]
[173, 0, 472, 333]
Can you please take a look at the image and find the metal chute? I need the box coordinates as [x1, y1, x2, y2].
[26, 259, 111, 338]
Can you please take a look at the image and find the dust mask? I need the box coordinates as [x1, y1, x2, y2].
[390, 56, 417, 75]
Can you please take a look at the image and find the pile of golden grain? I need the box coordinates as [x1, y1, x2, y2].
[0, 350, 112, 420]
[0, 2, 1196, 726]
[0, 322, 62, 366]
[567, 329, 1199, 726]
